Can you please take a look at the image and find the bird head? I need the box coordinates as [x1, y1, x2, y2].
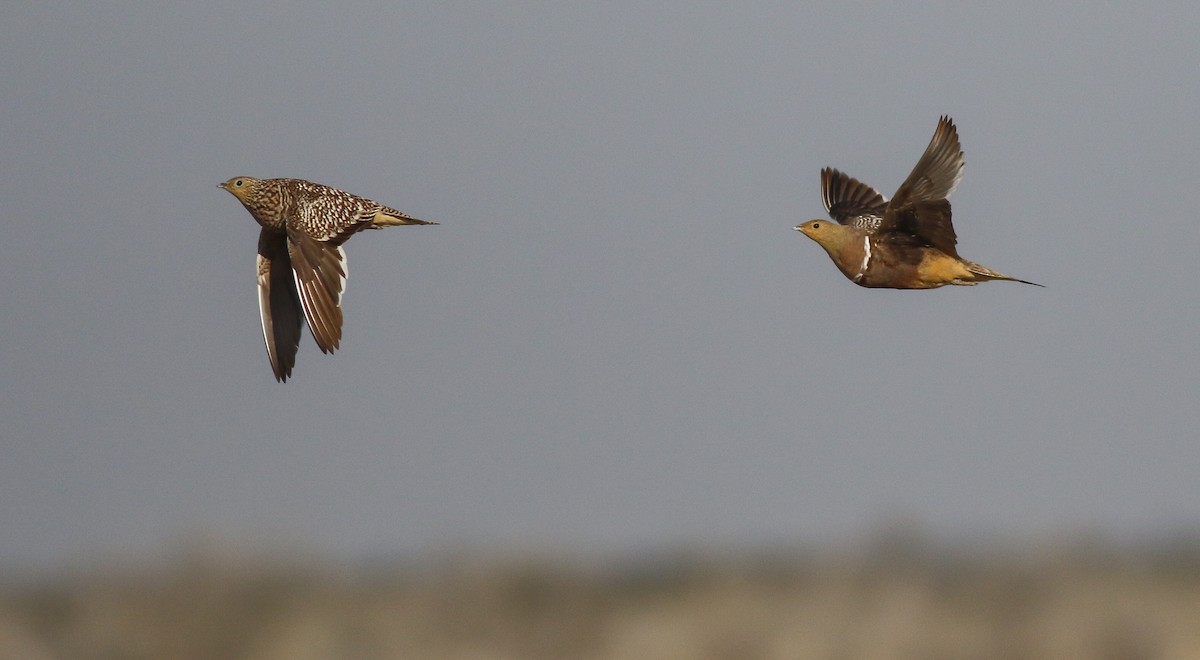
[218, 176, 261, 204]
[794, 219, 859, 254]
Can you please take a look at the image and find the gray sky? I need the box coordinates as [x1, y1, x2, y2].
[2, 3, 1198, 574]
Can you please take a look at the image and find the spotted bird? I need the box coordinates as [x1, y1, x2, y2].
[220, 177, 437, 382]
[795, 116, 1040, 289]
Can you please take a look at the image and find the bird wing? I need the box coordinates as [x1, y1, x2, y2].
[257, 230, 303, 382]
[890, 116, 964, 206]
[325, 205, 378, 245]
[286, 227, 346, 354]
[821, 167, 888, 231]
[886, 198, 960, 258]
[880, 116, 964, 256]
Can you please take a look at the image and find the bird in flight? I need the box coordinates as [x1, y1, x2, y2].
[219, 177, 437, 381]
[794, 116, 1040, 289]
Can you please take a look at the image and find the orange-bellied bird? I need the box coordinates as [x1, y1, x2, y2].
[220, 177, 437, 382]
[794, 116, 1041, 289]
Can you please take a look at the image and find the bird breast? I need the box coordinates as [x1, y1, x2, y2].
[827, 235, 872, 283]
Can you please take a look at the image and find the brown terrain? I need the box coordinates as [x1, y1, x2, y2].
[3, 533, 1200, 659]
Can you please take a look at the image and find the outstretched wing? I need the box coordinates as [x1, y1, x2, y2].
[286, 228, 347, 354]
[821, 167, 888, 231]
[890, 115, 964, 206]
[257, 230, 303, 382]
[881, 116, 965, 256]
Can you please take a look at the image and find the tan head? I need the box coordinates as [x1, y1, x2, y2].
[218, 176, 263, 205]
[794, 219, 860, 255]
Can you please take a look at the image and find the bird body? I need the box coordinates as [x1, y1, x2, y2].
[799, 220, 1015, 289]
[219, 176, 436, 381]
[795, 117, 1040, 289]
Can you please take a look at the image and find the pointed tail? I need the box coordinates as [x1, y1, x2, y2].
[966, 261, 1044, 287]
[371, 207, 439, 227]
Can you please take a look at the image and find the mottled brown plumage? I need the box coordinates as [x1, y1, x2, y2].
[220, 177, 437, 381]
[795, 116, 1040, 289]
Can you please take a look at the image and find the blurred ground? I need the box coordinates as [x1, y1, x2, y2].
[3, 532, 1200, 660]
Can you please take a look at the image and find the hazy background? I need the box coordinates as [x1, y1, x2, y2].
[2, 2, 1198, 578]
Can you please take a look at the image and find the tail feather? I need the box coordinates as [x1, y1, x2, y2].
[368, 205, 439, 228]
[966, 261, 1044, 287]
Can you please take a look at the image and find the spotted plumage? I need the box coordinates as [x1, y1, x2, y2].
[219, 177, 437, 381]
[795, 116, 1041, 289]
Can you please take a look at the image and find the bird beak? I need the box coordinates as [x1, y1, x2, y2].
[793, 225, 803, 231]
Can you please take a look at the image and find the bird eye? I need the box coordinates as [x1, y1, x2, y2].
[235, 179, 244, 187]
[812, 222, 820, 229]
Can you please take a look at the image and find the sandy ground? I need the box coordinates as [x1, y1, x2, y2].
[3, 536, 1200, 659]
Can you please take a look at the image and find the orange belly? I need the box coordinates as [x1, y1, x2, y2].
[916, 252, 976, 286]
